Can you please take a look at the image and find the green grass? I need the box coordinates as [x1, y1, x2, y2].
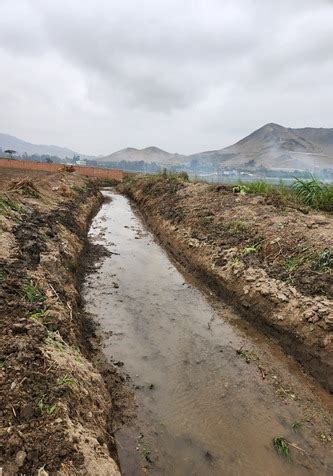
[284, 256, 306, 272]
[273, 437, 290, 458]
[311, 249, 333, 272]
[0, 196, 24, 215]
[29, 310, 45, 321]
[0, 270, 7, 282]
[22, 284, 46, 304]
[57, 374, 75, 388]
[293, 177, 333, 212]
[38, 397, 57, 415]
[240, 240, 262, 256]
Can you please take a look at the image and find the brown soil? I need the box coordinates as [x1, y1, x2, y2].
[0, 169, 132, 475]
[121, 175, 333, 393]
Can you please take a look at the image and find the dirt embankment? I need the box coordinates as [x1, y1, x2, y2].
[121, 175, 333, 393]
[0, 170, 124, 475]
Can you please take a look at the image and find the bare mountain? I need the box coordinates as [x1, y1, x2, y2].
[100, 146, 188, 165]
[189, 123, 333, 169]
[0, 133, 78, 159]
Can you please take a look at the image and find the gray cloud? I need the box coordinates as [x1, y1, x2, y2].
[0, 0, 332, 155]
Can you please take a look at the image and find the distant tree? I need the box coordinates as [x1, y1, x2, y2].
[45, 157, 53, 164]
[4, 149, 16, 158]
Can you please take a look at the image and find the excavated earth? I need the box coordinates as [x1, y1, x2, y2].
[0, 169, 132, 475]
[121, 175, 333, 393]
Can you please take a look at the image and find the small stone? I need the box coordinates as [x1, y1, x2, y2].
[15, 450, 27, 467]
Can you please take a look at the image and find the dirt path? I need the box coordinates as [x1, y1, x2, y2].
[84, 191, 332, 475]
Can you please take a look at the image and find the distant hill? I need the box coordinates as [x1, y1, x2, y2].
[189, 123, 333, 169]
[0, 133, 78, 159]
[100, 146, 189, 165]
[2, 124, 333, 170]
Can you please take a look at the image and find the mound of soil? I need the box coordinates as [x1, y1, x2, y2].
[0, 169, 129, 475]
[121, 176, 333, 392]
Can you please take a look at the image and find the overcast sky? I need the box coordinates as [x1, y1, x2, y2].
[0, 0, 332, 155]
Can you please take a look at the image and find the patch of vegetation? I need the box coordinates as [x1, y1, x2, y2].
[29, 310, 45, 321]
[0, 270, 7, 282]
[225, 219, 250, 235]
[311, 249, 333, 272]
[57, 374, 75, 388]
[273, 437, 290, 458]
[0, 195, 24, 215]
[38, 396, 57, 416]
[70, 184, 87, 194]
[284, 256, 307, 272]
[46, 331, 66, 352]
[236, 347, 258, 363]
[240, 240, 262, 256]
[293, 177, 333, 212]
[199, 216, 213, 226]
[22, 284, 46, 304]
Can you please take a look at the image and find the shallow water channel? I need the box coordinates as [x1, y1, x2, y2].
[83, 191, 332, 476]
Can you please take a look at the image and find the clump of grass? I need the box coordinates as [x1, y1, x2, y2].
[57, 374, 75, 388]
[0, 196, 23, 215]
[70, 184, 87, 194]
[243, 181, 274, 194]
[293, 177, 333, 212]
[311, 249, 333, 272]
[0, 270, 7, 282]
[21, 284, 46, 304]
[46, 331, 66, 352]
[225, 220, 250, 234]
[284, 256, 307, 272]
[240, 240, 262, 256]
[29, 310, 45, 321]
[236, 347, 258, 363]
[273, 437, 290, 458]
[38, 396, 57, 415]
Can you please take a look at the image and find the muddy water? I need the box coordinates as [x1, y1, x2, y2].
[83, 191, 332, 476]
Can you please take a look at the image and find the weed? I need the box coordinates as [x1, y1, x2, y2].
[0, 196, 23, 215]
[46, 331, 66, 352]
[244, 181, 274, 194]
[0, 270, 7, 282]
[284, 256, 306, 272]
[0, 361, 5, 369]
[70, 184, 87, 194]
[57, 374, 75, 388]
[142, 447, 151, 456]
[199, 216, 213, 226]
[225, 220, 249, 234]
[236, 347, 258, 363]
[22, 284, 46, 304]
[240, 240, 262, 256]
[38, 397, 57, 415]
[74, 349, 83, 363]
[30, 310, 45, 321]
[311, 249, 333, 272]
[273, 437, 290, 458]
[293, 177, 333, 212]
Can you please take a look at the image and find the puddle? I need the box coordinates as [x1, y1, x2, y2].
[83, 191, 332, 475]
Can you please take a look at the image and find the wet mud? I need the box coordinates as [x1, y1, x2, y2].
[84, 191, 332, 476]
